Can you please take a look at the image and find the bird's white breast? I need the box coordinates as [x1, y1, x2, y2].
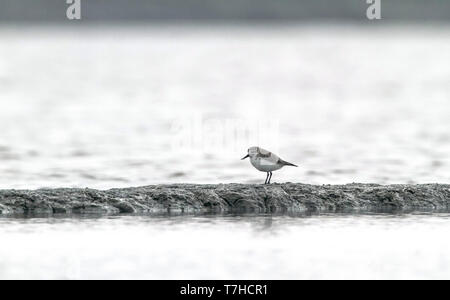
[250, 156, 283, 172]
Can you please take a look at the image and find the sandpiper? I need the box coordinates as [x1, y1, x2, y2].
[241, 146, 298, 184]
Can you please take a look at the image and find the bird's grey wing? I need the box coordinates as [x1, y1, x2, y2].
[258, 152, 280, 165]
[257, 148, 272, 158]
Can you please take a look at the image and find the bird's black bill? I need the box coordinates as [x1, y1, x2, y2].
[241, 154, 249, 160]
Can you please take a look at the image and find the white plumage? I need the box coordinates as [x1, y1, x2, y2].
[241, 146, 297, 184]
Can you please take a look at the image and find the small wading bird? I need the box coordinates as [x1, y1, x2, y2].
[241, 146, 298, 184]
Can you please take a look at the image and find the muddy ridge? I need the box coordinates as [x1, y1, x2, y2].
[0, 183, 449, 215]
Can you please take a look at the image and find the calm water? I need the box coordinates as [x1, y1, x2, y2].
[0, 213, 449, 279]
[0, 25, 449, 189]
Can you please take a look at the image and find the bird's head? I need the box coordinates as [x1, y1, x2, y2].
[241, 146, 259, 160]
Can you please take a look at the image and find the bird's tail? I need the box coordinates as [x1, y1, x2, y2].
[281, 159, 298, 167]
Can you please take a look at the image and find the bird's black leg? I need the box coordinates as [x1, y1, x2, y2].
[268, 172, 273, 184]
[265, 172, 269, 184]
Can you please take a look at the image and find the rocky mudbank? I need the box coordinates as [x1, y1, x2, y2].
[0, 183, 449, 215]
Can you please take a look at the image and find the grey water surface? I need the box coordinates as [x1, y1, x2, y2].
[0, 24, 449, 189]
[1, 212, 450, 279]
